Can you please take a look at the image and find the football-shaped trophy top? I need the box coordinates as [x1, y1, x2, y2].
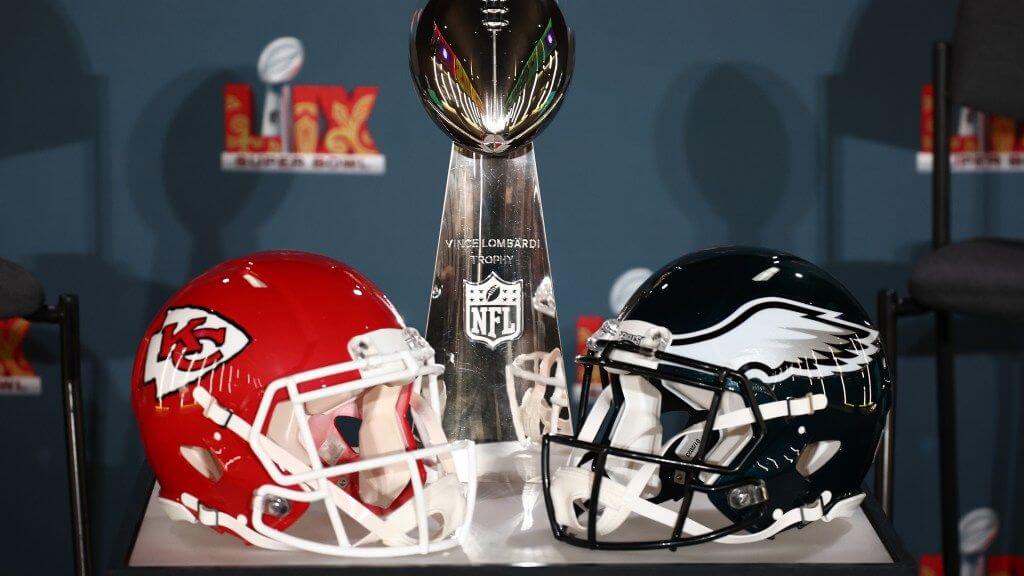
[258, 37, 305, 85]
[410, 0, 574, 155]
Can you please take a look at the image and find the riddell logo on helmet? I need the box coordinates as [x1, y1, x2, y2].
[143, 307, 251, 398]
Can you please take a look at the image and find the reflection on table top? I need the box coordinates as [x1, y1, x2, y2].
[131, 446, 893, 569]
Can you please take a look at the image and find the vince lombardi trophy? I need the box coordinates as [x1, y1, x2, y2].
[258, 37, 304, 152]
[410, 0, 574, 461]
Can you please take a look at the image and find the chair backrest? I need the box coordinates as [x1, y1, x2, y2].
[0, 259, 44, 319]
[952, 0, 1024, 119]
[932, 2, 1024, 249]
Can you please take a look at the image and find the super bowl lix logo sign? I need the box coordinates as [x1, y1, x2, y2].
[0, 319, 41, 396]
[221, 37, 386, 175]
[464, 272, 523, 349]
[143, 307, 250, 398]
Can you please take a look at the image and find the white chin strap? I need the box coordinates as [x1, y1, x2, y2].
[549, 463, 864, 543]
[159, 474, 467, 554]
[353, 474, 466, 547]
[183, 386, 475, 557]
[550, 377, 834, 543]
[158, 492, 293, 551]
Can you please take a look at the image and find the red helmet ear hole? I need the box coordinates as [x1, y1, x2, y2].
[179, 445, 224, 482]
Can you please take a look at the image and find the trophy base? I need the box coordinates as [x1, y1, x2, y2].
[452, 440, 573, 484]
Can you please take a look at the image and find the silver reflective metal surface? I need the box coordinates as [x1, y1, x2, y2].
[410, 0, 573, 155]
[412, 0, 573, 447]
[425, 144, 562, 443]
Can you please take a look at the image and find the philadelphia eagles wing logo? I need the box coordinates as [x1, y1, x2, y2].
[667, 297, 879, 384]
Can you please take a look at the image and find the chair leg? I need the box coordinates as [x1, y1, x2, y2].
[58, 295, 91, 576]
[935, 311, 959, 576]
[874, 290, 898, 519]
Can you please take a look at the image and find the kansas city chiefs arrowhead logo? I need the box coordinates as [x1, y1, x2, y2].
[143, 307, 250, 398]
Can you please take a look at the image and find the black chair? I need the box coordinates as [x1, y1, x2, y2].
[0, 258, 90, 575]
[878, 3, 1024, 575]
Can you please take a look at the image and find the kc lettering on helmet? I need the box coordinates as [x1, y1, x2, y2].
[143, 307, 251, 398]
[464, 272, 523, 349]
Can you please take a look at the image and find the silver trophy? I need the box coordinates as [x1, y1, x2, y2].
[257, 37, 304, 152]
[410, 0, 574, 459]
[959, 508, 999, 576]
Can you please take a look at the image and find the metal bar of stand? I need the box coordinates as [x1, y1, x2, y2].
[59, 295, 91, 576]
[933, 42, 952, 251]
[874, 289, 898, 519]
[936, 310, 960, 576]
[932, 41, 959, 576]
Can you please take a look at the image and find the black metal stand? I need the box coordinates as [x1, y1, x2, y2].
[932, 42, 960, 576]
[873, 41, 965, 576]
[935, 311, 959, 576]
[874, 291, 928, 521]
[29, 294, 91, 576]
[874, 289, 898, 519]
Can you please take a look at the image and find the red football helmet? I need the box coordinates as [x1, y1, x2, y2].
[131, 251, 476, 557]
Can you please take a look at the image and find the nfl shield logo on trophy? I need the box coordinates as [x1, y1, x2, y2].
[464, 272, 523, 349]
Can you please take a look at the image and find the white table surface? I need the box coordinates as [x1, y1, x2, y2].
[130, 445, 894, 568]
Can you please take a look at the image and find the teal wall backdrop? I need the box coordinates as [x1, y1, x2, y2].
[3, 0, 1023, 572]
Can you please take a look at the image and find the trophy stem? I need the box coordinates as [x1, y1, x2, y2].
[425, 143, 563, 448]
